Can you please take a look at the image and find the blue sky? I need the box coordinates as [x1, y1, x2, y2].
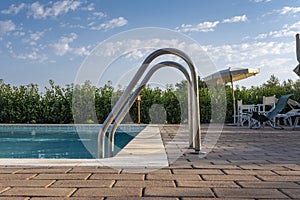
[0, 0, 300, 88]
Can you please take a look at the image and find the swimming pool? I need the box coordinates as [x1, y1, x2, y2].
[0, 124, 146, 159]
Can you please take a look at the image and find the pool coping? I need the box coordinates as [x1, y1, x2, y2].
[0, 125, 169, 168]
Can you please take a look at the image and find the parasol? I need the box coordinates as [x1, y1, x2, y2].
[203, 67, 260, 124]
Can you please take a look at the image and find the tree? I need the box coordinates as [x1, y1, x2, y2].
[95, 82, 114, 123]
[72, 80, 97, 124]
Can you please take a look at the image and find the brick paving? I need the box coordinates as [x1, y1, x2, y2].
[0, 125, 299, 199]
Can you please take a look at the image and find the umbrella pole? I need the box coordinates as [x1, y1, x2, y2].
[231, 81, 236, 125]
[229, 70, 237, 125]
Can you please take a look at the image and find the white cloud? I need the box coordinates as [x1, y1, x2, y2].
[52, 33, 91, 56]
[252, 0, 271, 3]
[30, 31, 44, 41]
[269, 29, 295, 38]
[22, 31, 45, 46]
[0, 20, 16, 35]
[90, 17, 128, 30]
[87, 11, 107, 22]
[90, 38, 295, 87]
[52, 0, 81, 17]
[52, 33, 77, 56]
[97, 38, 217, 75]
[29, 2, 47, 19]
[289, 21, 300, 30]
[6, 41, 48, 63]
[93, 11, 106, 18]
[255, 33, 268, 40]
[201, 40, 296, 86]
[1, 3, 26, 14]
[258, 57, 292, 69]
[253, 20, 300, 40]
[2, 1, 83, 19]
[177, 15, 247, 33]
[204, 41, 294, 70]
[73, 46, 91, 56]
[28, 0, 81, 19]
[6, 41, 13, 54]
[81, 3, 95, 11]
[222, 15, 248, 23]
[176, 21, 220, 33]
[60, 22, 86, 29]
[279, 6, 300, 15]
[15, 51, 48, 63]
[13, 31, 25, 37]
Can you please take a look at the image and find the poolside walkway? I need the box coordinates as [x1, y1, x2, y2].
[0, 125, 299, 199]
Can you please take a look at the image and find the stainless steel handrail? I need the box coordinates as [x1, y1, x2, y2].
[98, 48, 201, 158]
[107, 61, 192, 157]
[297, 33, 300, 63]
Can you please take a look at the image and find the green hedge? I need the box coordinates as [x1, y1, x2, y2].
[0, 75, 299, 124]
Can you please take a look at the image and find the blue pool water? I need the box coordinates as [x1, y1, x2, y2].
[0, 125, 146, 159]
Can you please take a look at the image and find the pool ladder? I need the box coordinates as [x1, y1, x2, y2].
[98, 48, 201, 158]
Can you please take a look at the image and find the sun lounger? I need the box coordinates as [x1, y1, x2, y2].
[249, 94, 293, 129]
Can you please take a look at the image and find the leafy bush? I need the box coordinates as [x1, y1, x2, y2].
[0, 75, 299, 124]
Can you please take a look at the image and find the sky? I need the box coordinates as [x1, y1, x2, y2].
[0, 0, 300, 89]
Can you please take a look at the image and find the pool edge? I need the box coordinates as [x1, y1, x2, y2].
[0, 125, 169, 168]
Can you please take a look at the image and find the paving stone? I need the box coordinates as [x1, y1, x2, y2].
[177, 180, 239, 188]
[146, 174, 201, 181]
[214, 188, 288, 198]
[0, 174, 36, 180]
[144, 187, 214, 197]
[238, 181, 300, 189]
[210, 161, 233, 165]
[0, 187, 75, 197]
[0, 180, 53, 187]
[33, 173, 90, 180]
[228, 160, 271, 165]
[281, 189, 300, 198]
[0, 168, 20, 174]
[89, 174, 144, 180]
[69, 167, 120, 174]
[0, 166, 33, 169]
[257, 175, 300, 182]
[283, 164, 300, 170]
[16, 168, 71, 174]
[106, 197, 178, 200]
[147, 169, 172, 174]
[202, 175, 260, 181]
[167, 165, 193, 169]
[168, 160, 189, 165]
[239, 164, 287, 170]
[51, 179, 114, 188]
[223, 169, 276, 175]
[31, 198, 104, 200]
[0, 197, 26, 200]
[73, 188, 142, 197]
[114, 180, 175, 187]
[273, 170, 300, 176]
[172, 169, 224, 175]
[192, 164, 240, 169]
[181, 198, 254, 200]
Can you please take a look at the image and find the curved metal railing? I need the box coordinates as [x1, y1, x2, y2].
[297, 33, 300, 63]
[107, 61, 192, 157]
[98, 48, 201, 158]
